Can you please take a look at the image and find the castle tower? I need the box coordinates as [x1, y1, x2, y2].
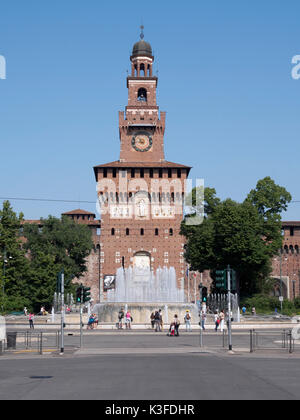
[94, 28, 191, 300]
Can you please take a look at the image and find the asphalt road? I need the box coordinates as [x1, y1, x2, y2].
[1, 329, 300, 400]
[0, 352, 300, 400]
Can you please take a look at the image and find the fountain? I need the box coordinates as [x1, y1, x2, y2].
[93, 266, 199, 325]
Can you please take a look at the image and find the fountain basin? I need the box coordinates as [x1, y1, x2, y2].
[93, 302, 199, 325]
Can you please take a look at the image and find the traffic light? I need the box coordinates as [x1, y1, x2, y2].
[202, 287, 208, 302]
[230, 269, 237, 291]
[215, 268, 237, 291]
[76, 285, 83, 303]
[82, 286, 91, 303]
[215, 270, 226, 289]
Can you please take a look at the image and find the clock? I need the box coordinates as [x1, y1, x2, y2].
[131, 132, 152, 152]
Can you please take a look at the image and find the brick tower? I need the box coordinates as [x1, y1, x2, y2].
[94, 28, 191, 300]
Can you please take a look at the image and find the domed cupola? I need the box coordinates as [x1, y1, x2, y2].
[131, 25, 153, 59]
[130, 26, 154, 77]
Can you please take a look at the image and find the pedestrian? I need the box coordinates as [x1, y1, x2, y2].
[173, 314, 180, 336]
[252, 307, 256, 316]
[118, 308, 124, 329]
[242, 306, 246, 315]
[93, 313, 98, 328]
[226, 310, 233, 329]
[214, 310, 220, 332]
[23, 307, 28, 316]
[87, 314, 95, 329]
[150, 312, 155, 329]
[184, 310, 192, 332]
[28, 313, 34, 329]
[159, 309, 163, 332]
[219, 309, 225, 332]
[154, 310, 161, 332]
[201, 309, 206, 331]
[125, 310, 132, 329]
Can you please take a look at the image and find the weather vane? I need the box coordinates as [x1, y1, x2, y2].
[140, 25, 144, 40]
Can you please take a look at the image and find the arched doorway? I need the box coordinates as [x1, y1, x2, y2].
[133, 251, 151, 284]
[133, 251, 151, 270]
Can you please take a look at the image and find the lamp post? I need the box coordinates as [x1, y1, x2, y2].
[279, 249, 283, 311]
[278, 250, 287, 313]
[198, 282, 203, 347]
[292, 275, 296, 300]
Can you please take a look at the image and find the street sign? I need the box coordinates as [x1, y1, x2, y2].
[279, 296, 284, 302]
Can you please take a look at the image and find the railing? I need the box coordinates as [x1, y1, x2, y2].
[250, 329, 294, 353]
[0, 330, 60, 355]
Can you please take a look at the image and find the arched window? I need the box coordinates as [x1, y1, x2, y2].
[284, 245, 289, 254]
[137, 87, 147, 102]
[140, 228, 144, 236]
[140, 63, 145, 76]
[290, 245, 294, 254]
[169, 228, 173, 236]
[155, 228, 159, 236]
[295, 245, 299, 254]
[126, 228, 130, 236]
[111, 228, 115, 236]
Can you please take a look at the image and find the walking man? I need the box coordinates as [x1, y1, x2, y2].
[28, 313, 34, 329]
[154, 310, 161, 332]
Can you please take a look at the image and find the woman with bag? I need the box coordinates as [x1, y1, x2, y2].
[219, 309, 225, 332]
[214, 311, 220, 332]
[125, 310, 132, 329]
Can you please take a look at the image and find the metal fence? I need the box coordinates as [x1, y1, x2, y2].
[0, 330, 60, 355]
[249, 329, 297, 353]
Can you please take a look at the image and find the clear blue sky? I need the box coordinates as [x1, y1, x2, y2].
[0, 0, 300, 220]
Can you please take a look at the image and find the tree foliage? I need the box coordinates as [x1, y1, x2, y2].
[0, 202, 94, 313]
[0, 201, 31, 311]
[23, 215, 94, 311]
[181, 178, 292, 297]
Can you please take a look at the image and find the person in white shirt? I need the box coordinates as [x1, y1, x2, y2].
[184, 310, 192, 332]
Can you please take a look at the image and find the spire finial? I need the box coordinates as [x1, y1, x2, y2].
[140, 25, 144, 40]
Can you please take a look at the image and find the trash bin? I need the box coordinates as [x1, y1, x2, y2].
[6, 332, 17, 350]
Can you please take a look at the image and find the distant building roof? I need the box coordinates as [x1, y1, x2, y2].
[62, 209, 96, 217]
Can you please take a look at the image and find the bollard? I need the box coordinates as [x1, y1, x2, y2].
[39, 332, 43, 355]
[288, 330, 293, 354]
[282, 329, 286, 349]
[250, 329, 254, 353]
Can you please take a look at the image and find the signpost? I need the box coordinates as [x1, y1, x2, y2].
[198, 282, 203, 347]
[227, 265, 233, 351]
[59, 269, 65, 354]
[215, 266, 235, 352]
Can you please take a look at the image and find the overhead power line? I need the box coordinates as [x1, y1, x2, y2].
[0, 197, 96, 204]
[1, 196, 300, 204]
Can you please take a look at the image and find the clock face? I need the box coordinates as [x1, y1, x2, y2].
[132, 132, 152, 152]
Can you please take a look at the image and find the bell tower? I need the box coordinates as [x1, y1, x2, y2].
[119, 26, 166, 163]
[94, 28, 191, 301]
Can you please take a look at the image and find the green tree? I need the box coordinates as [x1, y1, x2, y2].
[0, 201, 31, 312]
[23, 215, 94, 311]
[181, 178, 291, 297]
